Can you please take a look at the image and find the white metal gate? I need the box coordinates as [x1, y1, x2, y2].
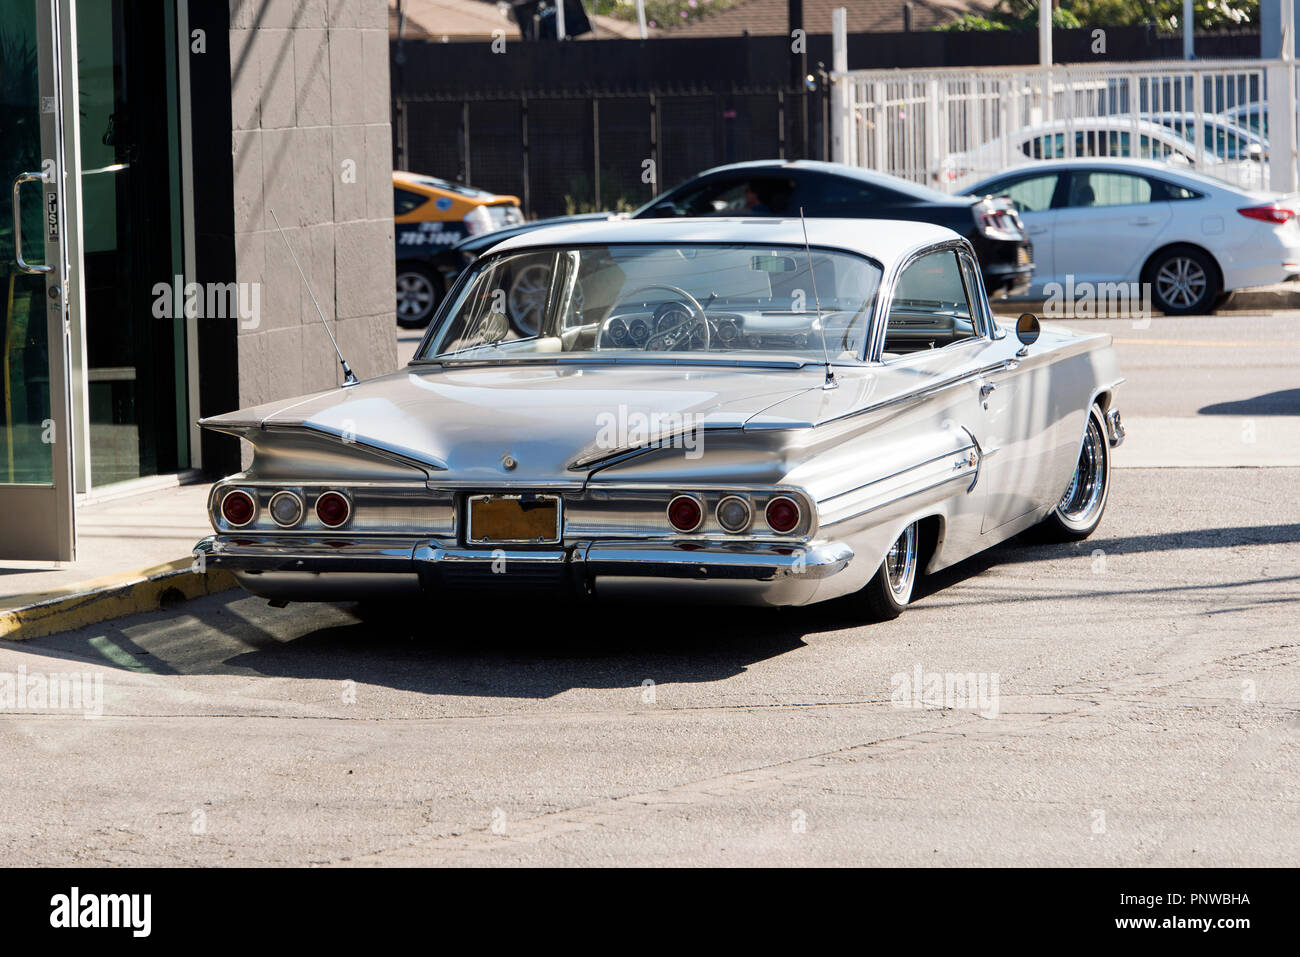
[832, 58, 1298, 195]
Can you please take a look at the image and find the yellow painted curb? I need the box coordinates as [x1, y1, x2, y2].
[0, 557, 238, 642]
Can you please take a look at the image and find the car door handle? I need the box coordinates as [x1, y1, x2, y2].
[1130, 218, 1159, 226]
[1027, 226, 1048, 235]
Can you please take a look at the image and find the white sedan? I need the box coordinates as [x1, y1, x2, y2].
[967, 158, 1300, 314]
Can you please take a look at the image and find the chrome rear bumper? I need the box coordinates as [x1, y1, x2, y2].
[194, 535, 854, 606]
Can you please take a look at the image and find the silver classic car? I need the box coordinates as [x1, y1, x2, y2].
[194, 218, 1124, 621]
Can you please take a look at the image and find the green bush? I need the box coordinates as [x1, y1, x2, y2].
[932, 0, 1257, 32]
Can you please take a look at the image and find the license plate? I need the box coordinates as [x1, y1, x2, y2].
[467, 494, 561, 545]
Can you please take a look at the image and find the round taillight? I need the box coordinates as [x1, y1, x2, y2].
[268, 490, 304, 528]
[220, 489, 257, 528]
[765, 496, 801, 534]
[315, 490, 351, 528]
[667, 494, 703, 532]
[716, 495, 752, 533]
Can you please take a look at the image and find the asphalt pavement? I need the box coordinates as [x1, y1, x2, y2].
[1, 313, 1296, 866]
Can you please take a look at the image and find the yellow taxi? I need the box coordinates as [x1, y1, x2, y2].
[394, 171, 524, 328]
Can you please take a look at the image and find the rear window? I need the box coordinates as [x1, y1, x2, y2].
[1153, 180, 1203, 201]
[394, 188, 427, 216]
[648, 176, 801, 217]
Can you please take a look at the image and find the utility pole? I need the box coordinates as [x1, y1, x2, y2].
[789, 0, 807, 156]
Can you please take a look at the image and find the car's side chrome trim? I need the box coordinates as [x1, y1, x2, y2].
[819, 446, 974, 506]
[828, 471, 976, 528]
[817, 361, 998, 428]
[425, 356, 816, 371]
[818, 443, 980, 528]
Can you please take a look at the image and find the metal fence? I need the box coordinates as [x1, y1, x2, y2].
[396, 91, 817, 219]
[835, 58, 1297, 193]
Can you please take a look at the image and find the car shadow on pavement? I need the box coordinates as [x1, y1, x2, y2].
[1198, 389, 1300, 415]
[9, 591, 838, 697]
[13, 520, 1298, 696]
[211, 598, 849, 698]
[1039, 521, 1300, 557]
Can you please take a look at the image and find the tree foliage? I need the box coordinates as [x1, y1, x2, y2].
[935, 0, 1258, 32]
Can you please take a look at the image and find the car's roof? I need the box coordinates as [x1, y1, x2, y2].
[676, 159, 962, 204]
[486, 217, 965, 267]
[966, 157, 1251, 195]
[393, 170, 517, 203]
[975, 156, 1183, 176]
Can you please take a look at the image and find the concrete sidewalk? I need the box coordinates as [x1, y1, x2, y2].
[0, 483, 233, 640]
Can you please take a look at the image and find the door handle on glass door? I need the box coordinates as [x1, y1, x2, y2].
[11, 172, 53, 275]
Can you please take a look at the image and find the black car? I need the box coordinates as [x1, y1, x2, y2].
[439, 160, 1033, 332]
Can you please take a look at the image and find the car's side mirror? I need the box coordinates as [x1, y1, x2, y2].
[1015, 312, 1040, 354]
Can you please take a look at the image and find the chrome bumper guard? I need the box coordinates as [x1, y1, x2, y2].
[1105, 408, 1125, 448]
[195, 535, 854, 596]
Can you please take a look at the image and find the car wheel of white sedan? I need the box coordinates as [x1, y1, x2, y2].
[861, 520, 919, 622]
[1036, 404, 1111, 542]
[1146, 246, 1220, 316]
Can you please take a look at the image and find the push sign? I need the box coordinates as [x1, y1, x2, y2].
[46, 191, 58, 242]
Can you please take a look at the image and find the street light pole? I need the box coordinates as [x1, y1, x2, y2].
[1039, 0, 1051, 66]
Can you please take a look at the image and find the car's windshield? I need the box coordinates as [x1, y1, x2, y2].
[418, 243, 882, 364]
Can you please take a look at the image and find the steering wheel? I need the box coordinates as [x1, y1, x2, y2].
[609, 284, 711, 352]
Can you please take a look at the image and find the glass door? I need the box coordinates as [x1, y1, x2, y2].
[77, 0, 188, 487]
[0, 0, 75, 561]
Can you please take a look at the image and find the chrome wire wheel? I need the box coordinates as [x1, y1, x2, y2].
[1055, 411, 1109, 531]
[1154, 255, 1208, 310]
[396, 270, 437, 324]
[884, 522, 918, 602]
[862, 519, 923, 621]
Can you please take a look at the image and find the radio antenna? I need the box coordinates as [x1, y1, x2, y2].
[270, 208, 358, 387]
[799, 207, 835, 389]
